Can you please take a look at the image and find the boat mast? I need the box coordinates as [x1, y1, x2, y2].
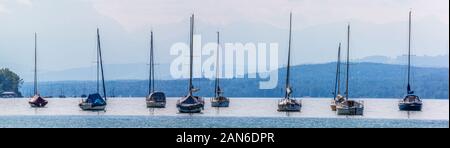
[407, 10, 412, 94]
[189, 14, 194, 96]
[215, 31, 220, 98]
[34, 33, 38, 95]
[345, 24, 350, 101]
[149, 31, 154, 94]
[334, 43, 342, 99]
[96, 31, 100, 94]
[151, 32, 155, 93]
[285, 12, 293, 99]
[97, 28, 107, 100]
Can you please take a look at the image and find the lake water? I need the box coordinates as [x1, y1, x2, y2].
[0, 98, 448, 128]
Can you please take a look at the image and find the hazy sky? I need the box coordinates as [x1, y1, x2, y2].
[1, 0, 449, 74]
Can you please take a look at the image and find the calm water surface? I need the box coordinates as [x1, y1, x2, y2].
[0, 98, 448, 128]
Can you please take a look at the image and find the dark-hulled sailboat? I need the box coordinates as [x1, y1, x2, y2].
[176, 14, 205, 113]
[399, 10, 422, 111]
[330, 43, 345, 111]
[278, 12, 302, 112]
[29, 33, 48, 108]
[336, 24, 364, 116]
[211, 32, 230, 108]
[79, 28, 107, 111]
[146, 31, 167, 108]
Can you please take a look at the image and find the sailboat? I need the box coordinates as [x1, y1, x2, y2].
[399, 10, 422, 111]
[278, 12, 302, 112]
[28, 33, 49, 108]
[176, 14, 205, 113]
[146, 31, 167, 108]
[79, 28, 107, 111]
[336, 24, 364, 116]
[330, 43, 345, 111]
[211, 32, 230, 108]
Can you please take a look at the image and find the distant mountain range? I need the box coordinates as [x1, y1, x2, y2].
[356, 54, 449, 68]
[15, 54, 449, 82]
[20, 62, 449, 99]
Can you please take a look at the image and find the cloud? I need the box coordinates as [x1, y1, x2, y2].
[0, 0, 32, 14]
[17, 0, 32, 7]
[92, 0, 449, 31]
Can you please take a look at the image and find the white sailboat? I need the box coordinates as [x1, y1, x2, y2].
[331, 43, 345, 111]
[336, 24, 364, 116]
[211, 32, 230, 108]
[146, 31, 167, 108]
[278, 12, 302, 112]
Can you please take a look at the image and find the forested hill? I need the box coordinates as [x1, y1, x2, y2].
[20, 63, 449, 99]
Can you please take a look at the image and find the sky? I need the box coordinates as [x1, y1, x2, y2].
[0, 0, 449, 80]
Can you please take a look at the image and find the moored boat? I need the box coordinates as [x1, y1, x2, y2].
[331, 43, 344, 111]
[336, 24, 364, 116]
[278, 12, 302, 112]
[79, 28, 107, 111]
[176, 14, 205, 113]
[28, 33, 48, 108]
[146, 31, 166, 108]
[398, 10, 422, 111]
[211, 32, 230, 108]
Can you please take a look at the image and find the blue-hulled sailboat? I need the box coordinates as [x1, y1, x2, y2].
[79, 28, 107, 111]
[278, 12, 302, 112]
[176, 14, 205, 113]
[211, 32, 230, 108]
[399, 10, 422, 111]
[146, 31, 167, 108]
[29, 33, 48, 108]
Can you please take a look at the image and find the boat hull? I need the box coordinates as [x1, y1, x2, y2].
[336, 100, 364, 115]
[278, 99, 302, 112]
[399, 95, 422, 111]
[399, 102, 422, 111]
[79, 103, 106, 111]
[336, 107, 364, 115]
[330, 104, 337, 111]
[28, 96, 48, 108]
[211, 96, 230, 107]
[177, 104, 204, 113]
[146, 92, 166, 108]
[146, 101, 166, 108]
[177, 96, 204, 113]
[211, 101, 229, 108]
[29, 101, 48, 108]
